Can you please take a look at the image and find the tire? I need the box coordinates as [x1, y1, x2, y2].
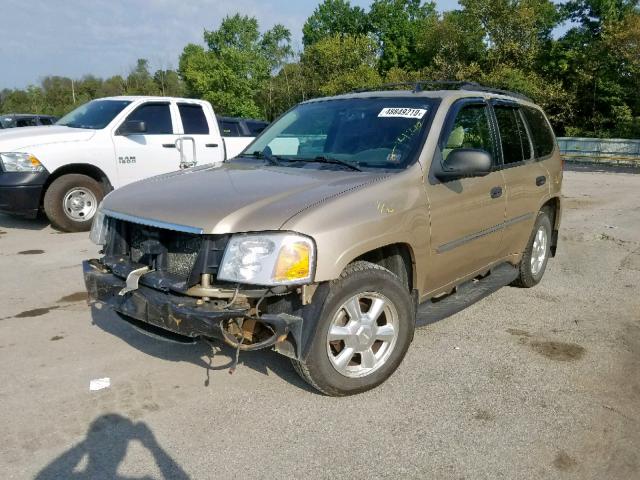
[512, 209, 553, 288]
[292, 261, 415, 396]
[43, 174, 104, 232]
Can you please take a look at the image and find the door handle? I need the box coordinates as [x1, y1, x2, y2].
[162, 143, 176, 148]
[536, 175, 546, 186]
[490, 186, 503, 199]
[205, 143, 218, 148]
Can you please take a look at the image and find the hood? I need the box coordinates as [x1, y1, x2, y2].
[0, 125, 96, 150]
[102, 161, 386, 234]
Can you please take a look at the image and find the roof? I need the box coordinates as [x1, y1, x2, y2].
[99, 95, 207, 103]
[1, 113, 57, 118]
[304, 89, 537, 107]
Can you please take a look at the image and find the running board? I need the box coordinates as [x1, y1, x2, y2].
[416, 263, 518, 327]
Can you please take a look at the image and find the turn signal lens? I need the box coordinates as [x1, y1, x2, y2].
[273, 241, 311, 282]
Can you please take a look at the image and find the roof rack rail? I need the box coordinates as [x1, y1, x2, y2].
[350, 80, 533, 102]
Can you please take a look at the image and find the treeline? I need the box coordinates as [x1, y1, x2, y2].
[0, 59, 185, 118]
[2, 0, 639, 138]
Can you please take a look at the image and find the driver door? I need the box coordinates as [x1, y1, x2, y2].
[112, 102, 181, 186]
[424, 99, 507, 292]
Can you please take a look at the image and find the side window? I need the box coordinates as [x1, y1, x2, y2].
[443, 103, 494, 161]
[17, 117, 37, 127]
[522, 107, 555, 158]
[494, 106, 532, 165]
[125, 103, 172, 134]
[39, 117, 53, 125]
[247, 121, 267, 136]
[220, 121, 240, 137]
[178, 104, 209, 134]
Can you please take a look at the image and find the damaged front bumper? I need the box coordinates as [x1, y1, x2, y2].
[83, 259, 303, 357]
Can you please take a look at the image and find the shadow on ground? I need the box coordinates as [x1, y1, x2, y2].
[35, 414, 189, 480]
[0, 213, 49, 231]
[90, 305, 316, 393]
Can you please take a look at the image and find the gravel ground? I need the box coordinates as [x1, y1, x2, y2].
[0, 170, 638, 480]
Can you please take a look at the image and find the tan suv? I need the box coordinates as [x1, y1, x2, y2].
[84, 82, 562, 396]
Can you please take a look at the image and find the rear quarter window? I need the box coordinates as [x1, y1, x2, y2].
[522, 107, 556, 158]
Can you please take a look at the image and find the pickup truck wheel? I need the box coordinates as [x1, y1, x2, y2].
[292, 261, 414, 396]
[512, 209, 552, 288]
[43, 174, 104, 232]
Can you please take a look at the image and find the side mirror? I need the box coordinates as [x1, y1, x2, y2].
[435, 148, 492, 181]
[119, 120, 146, 135]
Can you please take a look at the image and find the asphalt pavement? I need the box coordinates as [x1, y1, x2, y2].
[0, 170, 638, 479]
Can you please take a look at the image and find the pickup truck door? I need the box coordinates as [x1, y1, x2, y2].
[112, 101, 181, 185]
[176, 102, 224, 168]
[424, 99, 507, 292]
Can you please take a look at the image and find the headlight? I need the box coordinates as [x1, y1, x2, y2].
[0, 152, 44, 172]
[218, 233, 315, 286]
[89, 205, 110, 245]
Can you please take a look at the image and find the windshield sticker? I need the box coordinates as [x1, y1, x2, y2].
[378, 107, 427, 119]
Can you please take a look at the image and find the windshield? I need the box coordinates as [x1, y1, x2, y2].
[242, 97, 434, 170]
[0, 116, 15, 128]
[56, 99, 131, 129]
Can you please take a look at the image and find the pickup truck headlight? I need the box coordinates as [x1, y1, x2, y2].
[0, 152, 44, 172]
[89, 205, 111, 245]
[218, 233, 315, 286]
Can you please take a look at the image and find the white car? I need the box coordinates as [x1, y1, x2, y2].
[0, 96, 261, 231]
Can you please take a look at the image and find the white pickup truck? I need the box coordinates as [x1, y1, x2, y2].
[0, 96, 264, 231]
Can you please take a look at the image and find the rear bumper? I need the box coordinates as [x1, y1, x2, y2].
[0, 171, 49, 218]
[83, 260, 303, 355]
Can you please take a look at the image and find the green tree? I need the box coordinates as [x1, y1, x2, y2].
[153, 69, 185, 96]
[126, 58, 158, 95]
[301, 34, 382, 96]
[302, 0, 370, 46]
[180, 14, 291, 118]
[368, 0, 438, 72]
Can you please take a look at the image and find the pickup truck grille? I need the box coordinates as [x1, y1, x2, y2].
[105, 219, 229, 287]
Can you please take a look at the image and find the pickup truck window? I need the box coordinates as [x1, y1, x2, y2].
[125, 103, 172, 135]
[178, 103, 209, 135]
[220, 121, 241, 137]
[244, 98, 434, 170]
[57, 99, 131, 129]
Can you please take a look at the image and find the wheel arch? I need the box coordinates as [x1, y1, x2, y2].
[351, 242, 416, 291]
[41, 164, 113, 207]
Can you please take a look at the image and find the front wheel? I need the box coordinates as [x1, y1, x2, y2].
[43, 174, 104, 232]
[292, 261, 415, 396]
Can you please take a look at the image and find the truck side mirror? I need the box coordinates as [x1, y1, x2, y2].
[119, 120, 147, 135]
[435, 148, 492, 181]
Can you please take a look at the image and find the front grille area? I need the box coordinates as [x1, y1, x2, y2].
[128, 224, 202, 279]
[104, 218, 229, 288]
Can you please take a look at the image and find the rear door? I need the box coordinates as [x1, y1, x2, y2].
[176, 102, 224, 168]
[425, 98, 507, 291]
[492, 101, 551, 257]
[112, 101, 181, 185]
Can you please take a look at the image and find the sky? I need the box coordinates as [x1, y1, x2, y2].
[0, 0, 460, 89]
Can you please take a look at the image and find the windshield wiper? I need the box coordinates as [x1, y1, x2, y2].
[245, 150, 283, 166]
[308, 156, 362, 172]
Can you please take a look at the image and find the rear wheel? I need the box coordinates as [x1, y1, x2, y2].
[512, 209, 552, 288]
[43, 174, 104, 232]
[292, 261, 414, 396]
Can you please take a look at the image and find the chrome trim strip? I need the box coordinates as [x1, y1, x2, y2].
[102, 208, 204, 234]
[437, 212, 534, 253]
